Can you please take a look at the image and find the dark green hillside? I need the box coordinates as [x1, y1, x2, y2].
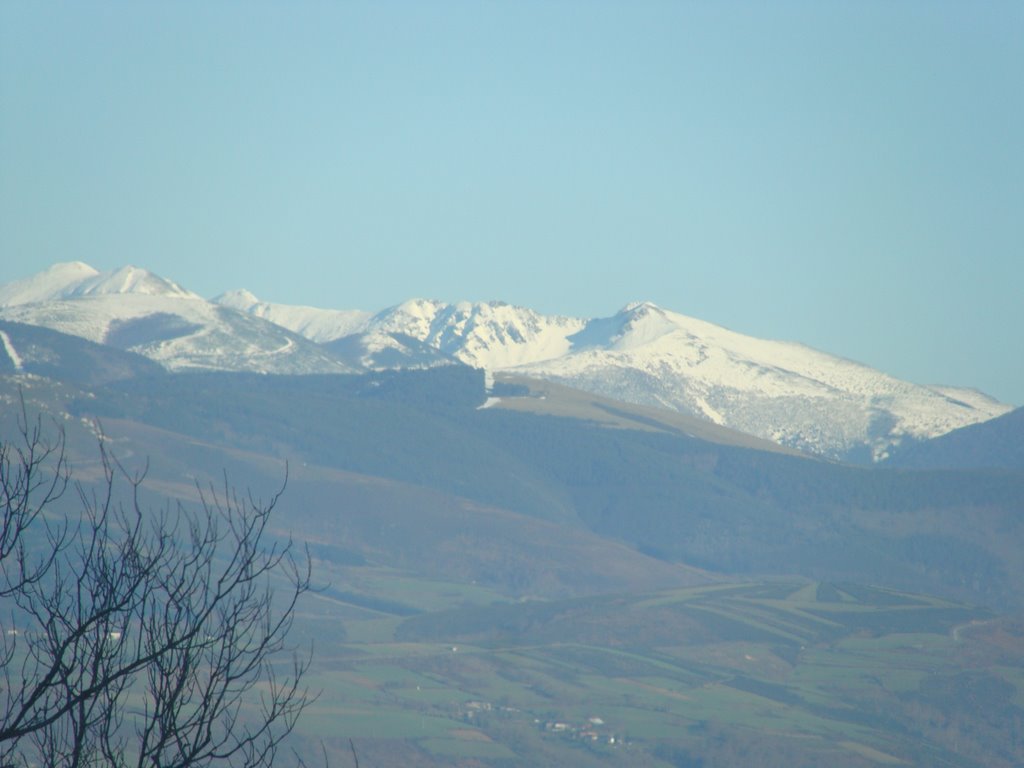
[86, 366, 584, 526]
[459, 408, 1024, 607]
[0, 319, 165, 385]
[886, 406, 1024, 471]
[67, 365, 1024, 609]
[49, 415, 707, 600]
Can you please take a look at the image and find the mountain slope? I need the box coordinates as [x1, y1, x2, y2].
[58, 364, 1024, 611]
[1, 264, 1011, 459]
[0, 261, 101, 305]
[0, 319, 165, 386]
[0, 264, 355, 374]
[515, 302, 1009, 461]
[365, 299, 586, 368]
[340, 298, 1009, 461]
[214, 289, 371, 343]
[490, 372, 804, 455]
[885, 405, 1024, 471]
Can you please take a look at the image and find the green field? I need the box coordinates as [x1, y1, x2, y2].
[286, 575, 1023, 767]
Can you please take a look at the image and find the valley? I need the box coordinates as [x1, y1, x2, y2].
[1, 266, 1022, 766]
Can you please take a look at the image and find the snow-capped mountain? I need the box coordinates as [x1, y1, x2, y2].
[0, 264, 353, 374]
[515, 301, 1010, 460]
[225, 295, 585, 371]
[0, 262, 200, 304]
[320, 298, 1006, 460]
[214, 289, 371, 343]
[1, 263, 1012, 460]
[0, 261, 96, 305]
[361, 299, 586, 369]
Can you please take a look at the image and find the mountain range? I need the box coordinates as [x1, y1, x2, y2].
[2, 265, 1024, 767]
[0, 261, 1012, 462]
[2, 315, 1021, 611]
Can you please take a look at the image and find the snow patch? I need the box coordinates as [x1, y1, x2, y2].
[693, 396, 724, 425]
[0, 330, 23, 370]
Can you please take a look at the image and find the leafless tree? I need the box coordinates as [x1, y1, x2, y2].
[0, 404, 69, 601]
[0, 405, 316, 767]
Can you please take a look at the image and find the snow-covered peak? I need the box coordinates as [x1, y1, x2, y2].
[0, 264, 359, 374]
[367, 300, 585, 369]
[622, 300, 661, 313]
[569, 302, 728, 354]
[370, 299, 450, 340]
[0, 262, 200, 306]
[608, 302, 680, 349]
[214, 289, 371, 343]
[0, 261, 100, 306]
[515, 305, 1014, 460]
[68, 265, 201, 300]
[215, 288, 261, 311]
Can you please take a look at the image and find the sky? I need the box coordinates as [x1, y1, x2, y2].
[1, 2, 1021, 404]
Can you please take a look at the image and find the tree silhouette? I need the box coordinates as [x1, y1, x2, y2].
[0, 404, 315, 767]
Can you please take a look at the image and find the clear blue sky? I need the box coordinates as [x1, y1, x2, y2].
[1, 2, 1021, 404]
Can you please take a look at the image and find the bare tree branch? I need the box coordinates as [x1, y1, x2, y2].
[0, 414, 317, 768]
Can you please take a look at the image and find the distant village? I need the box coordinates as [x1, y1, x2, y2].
[458, 699, 621, 747]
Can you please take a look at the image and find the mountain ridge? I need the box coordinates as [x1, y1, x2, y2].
[0, 262, 1011, 461]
